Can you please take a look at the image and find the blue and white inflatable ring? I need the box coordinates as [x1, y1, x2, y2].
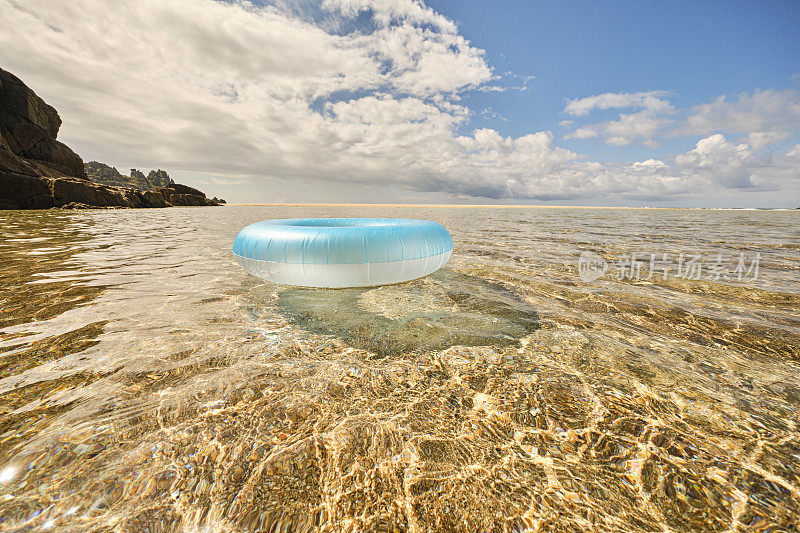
[233, 218, 453, 288]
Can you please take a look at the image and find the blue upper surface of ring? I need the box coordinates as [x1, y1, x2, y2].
[232, 218, 453, 265]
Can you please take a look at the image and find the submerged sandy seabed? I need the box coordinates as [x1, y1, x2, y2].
[0, 206, 798, 531]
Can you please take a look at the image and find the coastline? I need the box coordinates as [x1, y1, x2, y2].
[0, 68, 221, 210]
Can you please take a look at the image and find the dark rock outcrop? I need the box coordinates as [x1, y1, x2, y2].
[1, 173, 55, 209]
[169, 183, 206, 197]
[83, 161, 130, 188]
[154, 181, 219, 207]
[147, 169, 172, 188]
[0, 68, 87, 181]
[86, 162, 176, 191]
[0, 68, 221, 210]
[130, 168, 147, 184]
[61, 202, 101, 209]
[154, 186, 218, 207]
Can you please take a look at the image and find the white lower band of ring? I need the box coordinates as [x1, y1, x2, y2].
[235, 249, 452, 288]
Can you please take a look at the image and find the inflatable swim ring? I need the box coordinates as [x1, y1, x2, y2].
[233, 218, 453, 288]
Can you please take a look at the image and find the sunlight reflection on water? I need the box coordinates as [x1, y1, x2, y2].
[0, 206, 798, 531]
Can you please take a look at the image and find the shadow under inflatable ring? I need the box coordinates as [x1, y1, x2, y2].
[233, 218, 453, 288]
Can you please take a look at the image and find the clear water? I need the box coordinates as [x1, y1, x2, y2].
[0, 206, 798, 531]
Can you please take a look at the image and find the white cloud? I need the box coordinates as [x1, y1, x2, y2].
[672, 134, 799, 190]
[679, 89, 800, 137]
[565, 88, 800, 150]
[565, 110, 669, 147]
[747, 131, 790, 151]
[479, 107, 508, 122]
[476, 72, 534, 93]
[563, 91, 673, 117]
[563, 90, 674, 146]
[0, 0, 579, 201]
[674, 134, 756, 188]
[323, 0, 458, 32]
[0, 1, 489, 169]
[0, 0, 797, 205]
[548, 135, 800, 201]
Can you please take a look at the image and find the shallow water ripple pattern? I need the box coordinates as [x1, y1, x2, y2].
[0, 206, 799, 532]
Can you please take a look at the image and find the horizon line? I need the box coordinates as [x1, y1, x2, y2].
[224, 203, 796, 210]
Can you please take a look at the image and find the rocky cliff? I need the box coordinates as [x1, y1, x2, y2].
[0, 68, 221, 209]
[85, 162, 174, 190]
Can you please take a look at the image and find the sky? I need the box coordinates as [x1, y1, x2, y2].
[1, 0, 799, 207]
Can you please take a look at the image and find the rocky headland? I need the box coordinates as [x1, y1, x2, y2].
[84, 162, 172, 190]
[0, 68, 222, 210]
[84, 162, 226, 205]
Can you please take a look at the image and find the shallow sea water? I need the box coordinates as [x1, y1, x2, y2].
[0, 205, 799, 532]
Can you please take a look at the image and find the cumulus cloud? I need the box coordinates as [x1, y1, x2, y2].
[0, 0, 587, 201]
[0, 1, 491, 177]
[563, 91, 675, 146]
[747, 131, 790, 151]
[580, 135, 799, 200]
[565, 88, 800, 151]
[658, 134, 798, 192]
[565, 110, 669, 147]
[674, 134, 758, 188]
[0, 0, 797, 204]
[679, 89, 800, 137]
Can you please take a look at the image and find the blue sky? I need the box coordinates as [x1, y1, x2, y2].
[2, 0, 799, 206]
[437, 0, 800, 160]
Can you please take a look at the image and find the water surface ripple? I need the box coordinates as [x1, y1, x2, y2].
[0, 206, 799, 532]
